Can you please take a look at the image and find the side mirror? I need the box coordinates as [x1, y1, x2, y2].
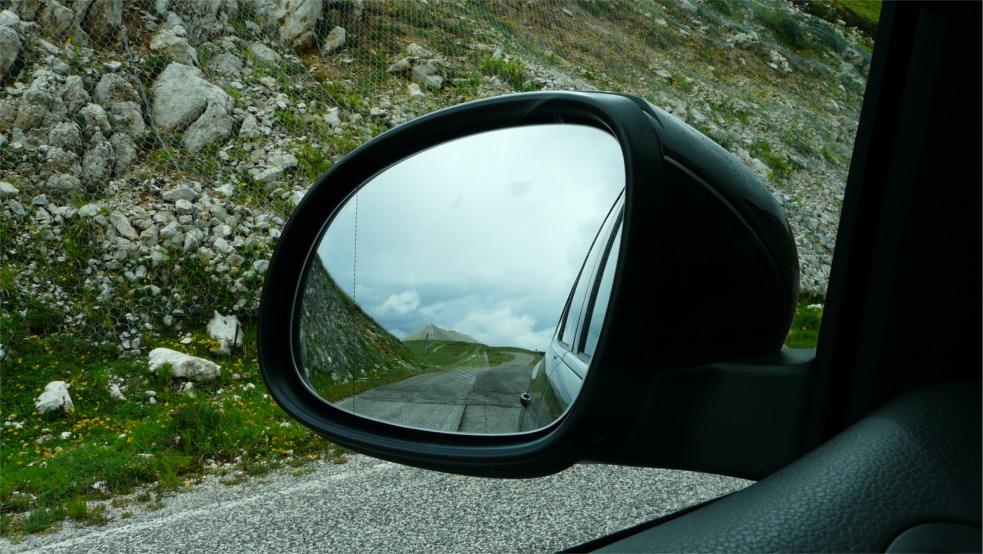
[260, 92, 801, 479]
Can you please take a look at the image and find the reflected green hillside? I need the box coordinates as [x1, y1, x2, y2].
[300, 261, 425, 399]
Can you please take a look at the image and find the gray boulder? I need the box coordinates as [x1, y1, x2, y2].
[151, 63, 234, 152]
[161, 0, 236, 40]
[40, 1, 87, 46]
[109, 100, 145, 137]
[93, 74, 146, 136]
[0, 23, 21, 78]
[412, 60, 444, 90]
[209, 51, 243, 76]
[109, 133, 137, 174]
[75, 0, 122, 43]
[35, 381, 74, 415]
[93, 73, 139, 106]
[48, 121, 83, 152]
[148, 348, 221, 382]
[78, 103, 113, 140]
[150, 26, 198, 67]
[207, 311, 243, 354]
[61, 75, 90, 114]
[320, 25, 345, 54]
[325, 0, 363, 19]
[45, 146, 81, 175]
[248, 41, 281, 63]
[82, 140, 115, 187]
[273, 0, 322, 50]
[8, 1, 41, 21]
[109, 211, 138, 240]
[45, 173, 82, 198]
[15, 71, 66, 131]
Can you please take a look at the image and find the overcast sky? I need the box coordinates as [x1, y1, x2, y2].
[313, 124, 624, 351]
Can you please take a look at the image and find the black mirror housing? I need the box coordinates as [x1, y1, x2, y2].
[259, 92, 799, 478]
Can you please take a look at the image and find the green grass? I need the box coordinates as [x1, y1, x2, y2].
[750, 139, 796, 185]
[0, 331, 344, 536]
[480, 55, 531, 91]
[795, 0, 881, 38]
[785, 294, 824, 348]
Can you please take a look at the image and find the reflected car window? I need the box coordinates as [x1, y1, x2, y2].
[583, 225, 622, 358]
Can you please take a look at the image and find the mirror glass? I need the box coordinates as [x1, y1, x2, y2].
[299, 124, 624, 434]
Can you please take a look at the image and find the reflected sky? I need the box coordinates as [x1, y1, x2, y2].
[315, 124, 625, 351]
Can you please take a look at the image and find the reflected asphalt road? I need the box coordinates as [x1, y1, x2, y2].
[334, 353, 535, 433]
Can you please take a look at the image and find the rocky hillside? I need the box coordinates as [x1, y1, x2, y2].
[300, 259, 420, 393]
[0, 0, 875, 355]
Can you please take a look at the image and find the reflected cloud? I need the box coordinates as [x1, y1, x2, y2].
[376, 290, 421, 317]
[452, 307, 551, 351]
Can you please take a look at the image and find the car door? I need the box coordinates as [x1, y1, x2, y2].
[526, 197, 624, 429]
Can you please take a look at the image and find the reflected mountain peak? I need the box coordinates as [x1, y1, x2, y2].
[404, 323, 480, 344]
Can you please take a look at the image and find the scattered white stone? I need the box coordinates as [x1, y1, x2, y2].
[215, 183, 235, 197]
[108, 383, 126, 401]
[406, 43, 430, 57]
[60, 431, 72, 440]
[109, 211, 139, 240]
[207, 311, 243, 355]
[324, 107, 341, 128]
[162, 185, 199, 202]
[35, 381, 74, 415]
[321, 26, 346, 54]
[148, 348, 221, 382]
[0, 182, 18, 196]
[768, 49, 792, 73]
[78, 203, 103, 217]
[407, 83, 425, 99]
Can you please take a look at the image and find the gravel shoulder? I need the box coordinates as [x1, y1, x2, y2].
[3, 455, 750, 553]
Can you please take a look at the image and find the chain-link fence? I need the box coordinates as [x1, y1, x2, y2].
[0, 0, 871, 356]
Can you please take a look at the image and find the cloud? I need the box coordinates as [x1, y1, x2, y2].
[453, 307, 555, 351]
[375, 291, 420, 317]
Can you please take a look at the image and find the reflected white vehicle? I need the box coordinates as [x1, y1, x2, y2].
[519, 193, 623, 431]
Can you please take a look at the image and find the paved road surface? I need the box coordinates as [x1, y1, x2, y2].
[334, 353, 535, 433]
[4, 454, 750, 553]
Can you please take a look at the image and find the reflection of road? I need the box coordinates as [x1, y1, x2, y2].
[335, 353, 535, 433]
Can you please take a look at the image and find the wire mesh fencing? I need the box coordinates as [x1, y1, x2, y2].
[0, 0, 871, 356]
